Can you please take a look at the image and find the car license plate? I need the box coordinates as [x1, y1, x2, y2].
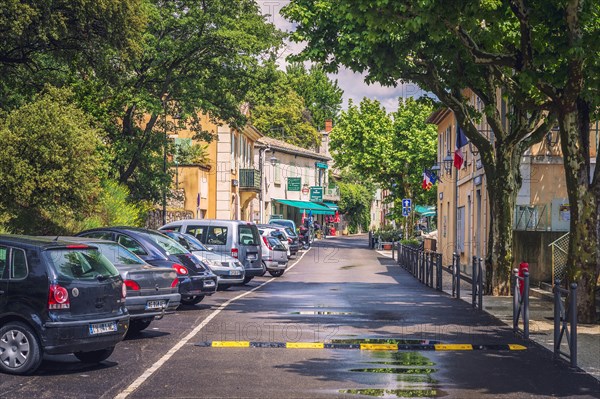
[89, 321, 117, 335]
[247, 253, 257, 260]
[145, 300, 167, 310]
[204, 280, 215, 287]
[229, 270, 241, 276]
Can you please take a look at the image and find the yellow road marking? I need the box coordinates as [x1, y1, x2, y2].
[360, 343, 399, 351]
[508, 344, 527, 351]
[435, 344, 473, 351]
[212, 341, 250, 348]
[286, 342, 325, 349]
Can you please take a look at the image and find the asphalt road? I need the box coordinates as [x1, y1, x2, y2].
[1, 235, 598, 398]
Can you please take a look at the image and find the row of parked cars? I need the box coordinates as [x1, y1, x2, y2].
[0, 218, 300, 375]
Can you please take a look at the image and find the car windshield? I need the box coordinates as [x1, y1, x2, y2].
[89, 242, 145, 265]
[142, 231, 189, 255]
[284, 227, 295, 237]
[46, 249, 120, 280]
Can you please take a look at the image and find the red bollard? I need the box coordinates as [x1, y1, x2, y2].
[518, 262, 529, 296]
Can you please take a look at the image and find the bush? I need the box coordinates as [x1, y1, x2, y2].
[374, 227, 402, 242]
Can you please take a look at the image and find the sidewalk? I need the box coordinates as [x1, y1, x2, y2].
[376, 248, 600, 381]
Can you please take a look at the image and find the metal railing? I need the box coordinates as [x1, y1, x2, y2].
[553, 279, 578, 368]
[512, 268, 530, 339]
[396, 243, 443, 291]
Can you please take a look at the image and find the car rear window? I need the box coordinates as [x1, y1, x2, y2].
[267, 237, 286, 250]
[92, 242, 145, 265]
[0, 246, 7, 278]
[46, 249, 120, 280]
[239, 225, 259, 246]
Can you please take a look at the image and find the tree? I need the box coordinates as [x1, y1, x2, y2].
[286, 63, 344, 130]
[0, 87, 105, 234]
[0, 0, 145, 111]
[338, 182, 372, 233]
[330, 97, 438, 233]
[77, 0, 282, 201]
[283, 0, 553, 299]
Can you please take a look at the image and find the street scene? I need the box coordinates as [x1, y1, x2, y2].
[1, 1, 599, 398]
[0, 236, 597, 398]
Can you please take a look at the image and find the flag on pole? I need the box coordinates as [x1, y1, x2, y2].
[454, 126, 468, 169]
[422, 170, 439, 191]
[301, 210, 306, 223]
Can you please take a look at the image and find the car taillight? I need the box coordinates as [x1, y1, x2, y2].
[171, 278, 179, 288]
[231, 248, 239, 258]
[48, 283, 70, 310]
[124, 279, 140, 291]
[172, 263, 188, 275]
[262, 236, 272, 250]
[288, 238, 292, 243]
[121, 282, 127, 299]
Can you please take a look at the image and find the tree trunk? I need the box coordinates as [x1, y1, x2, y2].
[558, 103, 598, 324]
[486, 145, 521, 296]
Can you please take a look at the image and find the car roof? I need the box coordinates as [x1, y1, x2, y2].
[162, 219, 256, 226]
[77, 228, 170, 259]
[0, 235, 100, 250]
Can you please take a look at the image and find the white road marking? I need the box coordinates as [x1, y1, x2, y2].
[114, 248, 312, 399]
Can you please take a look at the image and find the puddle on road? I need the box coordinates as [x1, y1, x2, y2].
[339, 388, 442, 398]
[340, 352, 442, 398]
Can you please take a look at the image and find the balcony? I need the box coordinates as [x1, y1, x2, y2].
[324, 185, 340, 201]
[239, 169, 261, 192]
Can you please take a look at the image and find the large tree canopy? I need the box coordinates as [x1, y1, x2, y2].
[0, 87, 105, 234]
[283, 0, 599, 321]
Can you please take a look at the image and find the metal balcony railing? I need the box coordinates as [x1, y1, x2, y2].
[239, 169, 261, 191]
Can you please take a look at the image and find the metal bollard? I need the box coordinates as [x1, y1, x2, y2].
[478, 258, 483, 310]
[472, 256, 477, 308]
[523, 271, 529, 338]
[436, 254, 443, 291]
[391, 241, 395, 260]
[569, 283, 577, 368]
[456, 254, 461, 299]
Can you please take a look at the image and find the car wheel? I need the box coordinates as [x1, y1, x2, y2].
[243, 276, 254, 284]
[260, 261, 267, 277]
[268, 270, 284, 277]
[74, 347, 114, 363]
[180, 295, 205, 305]
[0, 322, 42, 375]
[128, 318, 153, 335]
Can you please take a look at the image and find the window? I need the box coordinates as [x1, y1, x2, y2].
[207, 226, 228, 245]
[239, 226, 258, 246]
[93, 242, 145, 265]
[47, 249, 119, 280]
[457, 206, 465, 252]
[0, 246, 7, 279]
[11, 248, 28, 279]
[81, 231, 114, 240]
[274, 164, 281, 184]
[186, 226, 205, 242]
[117, 235, 147, 256]
[143, 232, 188, 255]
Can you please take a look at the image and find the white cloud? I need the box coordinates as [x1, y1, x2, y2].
[256, 0, 429, 112]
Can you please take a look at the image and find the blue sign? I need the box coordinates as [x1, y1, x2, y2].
[402, 199, 412, 209]
[402, 207, 411, 217]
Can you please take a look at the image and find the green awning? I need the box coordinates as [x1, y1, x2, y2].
[274, 199, 335, 215]
[323, 201, 338, 211]
[415, 205, 436, 217]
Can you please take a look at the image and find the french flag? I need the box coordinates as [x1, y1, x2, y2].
[454, 126, 468, 169]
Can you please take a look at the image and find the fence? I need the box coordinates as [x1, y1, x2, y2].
[396, 243, 442, 291]
[512, 268, 530, 339]
[553, 280, 578, 368]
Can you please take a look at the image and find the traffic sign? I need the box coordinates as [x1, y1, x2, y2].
[402, 207, 411, 217]
[402, 198, 412, 209]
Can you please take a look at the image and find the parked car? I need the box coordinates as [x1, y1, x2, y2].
[258, 224, 299, 257]
[158, 220, 264, 284]
[259, 235, 288, 277]
[258, 227, 290, 257]
[77, 228, 217, 305]
[0, 235, 129, 375]
[52, 237, 181, 334]
[161, 230, 245, 288]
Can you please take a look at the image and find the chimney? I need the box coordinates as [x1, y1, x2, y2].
[324, 119, 333, 132]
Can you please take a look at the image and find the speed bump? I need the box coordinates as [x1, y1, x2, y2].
[197, 341, 527, 351]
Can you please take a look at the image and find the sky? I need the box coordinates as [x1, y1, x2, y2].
[256, 0, 428, 113]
